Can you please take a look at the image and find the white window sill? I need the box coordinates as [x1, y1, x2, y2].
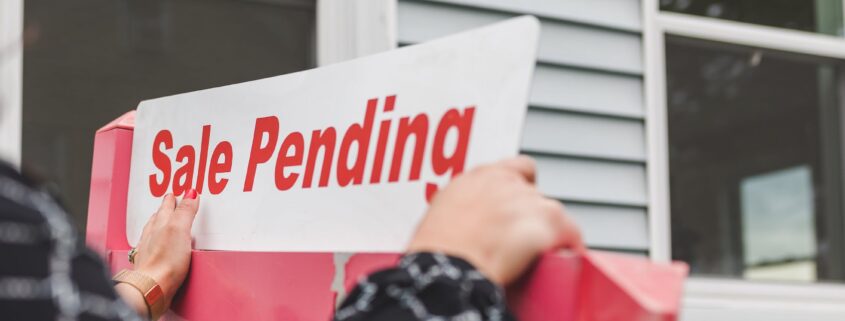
[682, 277, 845, 321]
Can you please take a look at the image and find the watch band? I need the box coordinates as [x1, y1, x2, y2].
[113, 269, 166, 320]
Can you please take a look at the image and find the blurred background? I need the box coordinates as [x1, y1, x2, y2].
[2, 0, 845, 320]
[20, 0, 315, 229]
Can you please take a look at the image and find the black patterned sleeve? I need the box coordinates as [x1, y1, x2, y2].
[334, 252, 516, 321]
[0, 164, 142, 321]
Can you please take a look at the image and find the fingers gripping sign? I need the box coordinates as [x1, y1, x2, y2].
[498, 155, 537, 184]
[409, 156, 584, 286]
[133, 189, 200, 310]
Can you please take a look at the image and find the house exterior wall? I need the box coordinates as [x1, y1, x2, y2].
[397, 0, 651, 254]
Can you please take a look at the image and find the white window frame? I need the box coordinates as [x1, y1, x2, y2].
[642, 0, 845, 319]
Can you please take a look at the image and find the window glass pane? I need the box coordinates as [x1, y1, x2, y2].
[667, 36, 845, 283]
[741, 166, 817, 281]
[22, 0, 315, 231]
[660, 0, 844, 36]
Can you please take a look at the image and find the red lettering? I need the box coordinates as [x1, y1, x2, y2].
[389, 114, 428, 182]
[275, 132, 304, 190]
[432, 107, 475, 177]
[149, 130, 173, 197]
[303, 128, 337, 188]
[208, 141, 233, 195]
[370, 96, 395, 184]
[172, 145, 196, 196]
[244, 116, 279, 192]
[337, 98, 376, 186]
[425, 183, 439, 203]
[195, 125, 211, 193]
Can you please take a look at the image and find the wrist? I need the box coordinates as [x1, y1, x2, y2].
[113, 269, 169, 320]
[115, 283, 151, 319]
[406, 243, 498, 283]
[135, 267, 176, 300]
[398, 252, 506, 296]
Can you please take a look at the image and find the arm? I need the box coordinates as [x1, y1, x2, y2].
[0, 164, 167, 321]
[335, 156, 584, 321]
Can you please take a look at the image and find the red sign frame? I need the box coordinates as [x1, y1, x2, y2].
[87, 111, 688, 321]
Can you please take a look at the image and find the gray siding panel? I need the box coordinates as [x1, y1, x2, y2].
[535, 156, 647, 207]
[397, 0, 643, 74]
[567, 203, 649, 251]
[425, 0, 642, 32]
[531, 65, 644, 118]
[537, 20, 642, 74]
[521, 109, 646, 162]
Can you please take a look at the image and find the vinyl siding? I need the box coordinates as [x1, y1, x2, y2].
[397, 0, 648, 252]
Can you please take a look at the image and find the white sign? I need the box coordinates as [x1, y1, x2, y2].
[126, 16, 539, 252]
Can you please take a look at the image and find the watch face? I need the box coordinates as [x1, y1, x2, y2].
[146, 284, 163, 305]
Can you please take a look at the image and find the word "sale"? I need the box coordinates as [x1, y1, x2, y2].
[148, 96, 476, 200]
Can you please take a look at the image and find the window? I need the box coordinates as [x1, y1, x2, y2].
[665, 36, 845, 283]
[660, 0, 844, 36]
[22, 0, 316, 231]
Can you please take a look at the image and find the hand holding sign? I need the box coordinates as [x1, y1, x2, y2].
[114, 191, 200, 319]
[409, 156, 584, 285]
[133, 191, 199, 303]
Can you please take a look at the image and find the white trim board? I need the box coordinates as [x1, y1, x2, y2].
[317, 0, 397, 66]
[641, 0, 672, 263]
[0, 0, 22, 168]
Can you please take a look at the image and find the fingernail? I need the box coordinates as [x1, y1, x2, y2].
[185, 189, 198, 200]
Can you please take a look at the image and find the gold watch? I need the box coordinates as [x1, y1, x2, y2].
[113, 269, 166, 320]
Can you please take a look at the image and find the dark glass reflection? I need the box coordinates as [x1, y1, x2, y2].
[667, 36, 845, 283]
[23, 0, 315, 231]
[660, 0, 844, 36]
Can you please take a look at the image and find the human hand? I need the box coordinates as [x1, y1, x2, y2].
[132, 190, 199, 306]
[407, 156, 584, 286]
